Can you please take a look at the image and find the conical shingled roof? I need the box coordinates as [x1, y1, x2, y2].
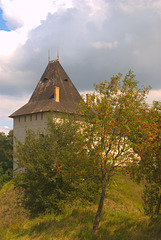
[9, 60, 82, 118]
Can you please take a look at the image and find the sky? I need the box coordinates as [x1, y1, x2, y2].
[0, 0, 161, 134]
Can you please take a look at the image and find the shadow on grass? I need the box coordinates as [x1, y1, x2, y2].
[17, 208, 95, 240]
[96, 213, 161, 240]
[16, 208, 161, 240]
[10, 207, 161, 240]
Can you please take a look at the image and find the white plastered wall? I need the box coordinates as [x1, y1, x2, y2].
[13, 112, 48, 173]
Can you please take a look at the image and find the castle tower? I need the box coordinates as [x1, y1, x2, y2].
[9, 59, 82, 172]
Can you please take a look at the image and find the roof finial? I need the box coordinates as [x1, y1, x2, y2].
[48, 50, 50, 62]
[57, 48, 59, 61]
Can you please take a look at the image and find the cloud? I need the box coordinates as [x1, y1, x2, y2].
[0, 29, 26, 55]
[0, 1, 109, 93]
[92, 41, 118, 49]
[0, 0, 74, 56]
[0, 94, 29, 123]
[146, 89, 161, 105]
[0, 126, 10, 135]
[77, 0, 110, 20]
[0, 93, 28, 133]
[1, 0, 73, 30]
[133, 50, 140, 56]
[0, 0, 161, 134]
[0, 0, 160, 95]
[117, 0, 161, 15]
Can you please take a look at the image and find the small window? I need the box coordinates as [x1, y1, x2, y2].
[43, 77, 48, 83]
[41, 113, 43, 120]
[30, 115, 32, 121]
[64, 79, 68, 82]
[35, 114, 37, 120]
[24, 116, 26, 122]
[49, 93, 55, 99]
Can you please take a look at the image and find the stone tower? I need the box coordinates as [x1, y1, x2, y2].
[9, 59, 82, 172]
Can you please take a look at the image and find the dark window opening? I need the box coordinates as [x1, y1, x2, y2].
[30, 115, 32, 121]
[64, 79, 68, 82]
[49, 93, 55, 99]
[43, 77, 48, 83]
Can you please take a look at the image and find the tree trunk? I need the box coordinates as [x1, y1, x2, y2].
[92, 182, 107, 233]
[154, 194, 161, 215]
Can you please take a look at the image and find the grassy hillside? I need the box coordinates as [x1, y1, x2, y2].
[0, 173, 161, 240]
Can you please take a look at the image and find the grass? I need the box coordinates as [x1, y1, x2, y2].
[0, 173, 161, 240]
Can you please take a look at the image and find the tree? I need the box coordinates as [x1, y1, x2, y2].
[130, 101, 161, 215]
[14, 71, 152, 230]
[77, 70, 150, 233]
[0, 130, 13, 187]
[14, 114, 99, 216]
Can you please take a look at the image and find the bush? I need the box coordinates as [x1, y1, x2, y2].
[143, 183, 160, 216]
[14, 115, 100, 216]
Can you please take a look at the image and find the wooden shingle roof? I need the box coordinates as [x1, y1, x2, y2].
[9, 60, 82, 118]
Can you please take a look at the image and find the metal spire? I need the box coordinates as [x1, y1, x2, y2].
[57, 48, 59, 61]
[48, 50, 50, 62]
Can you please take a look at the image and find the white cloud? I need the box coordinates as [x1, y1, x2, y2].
[0, 0, 74, 56]
[0, 94, 29, 133]
[133, 50, 140, 55]
[0, 94, 29, 121]
[0, 29, 26, 55]
[0, 125, 10, 135]
[117, 0, 161, 15]
[91, 41, 119, 49]
[86, 0, 109, 19]
[1, 0, 73, 30]
[0, 126, 10, 135]
[146, 89, 161, 105]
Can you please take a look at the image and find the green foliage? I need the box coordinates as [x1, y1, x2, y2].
[129, 101, 161, 215]
[0, 130, 13, 188]
[78, 71, 150, 184]
[143, 183, 160, 216]
[0, 168, 13, 188]
[14, 71, 154, 231]
[14, 114, 100, 216]
[78, 70, 150, 232]
[14, 172, 75, 216]
[1, 173, 161, 240]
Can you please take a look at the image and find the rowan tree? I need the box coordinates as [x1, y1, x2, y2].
[76, 70, 150, 233]
[131, 101, 161, 215]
